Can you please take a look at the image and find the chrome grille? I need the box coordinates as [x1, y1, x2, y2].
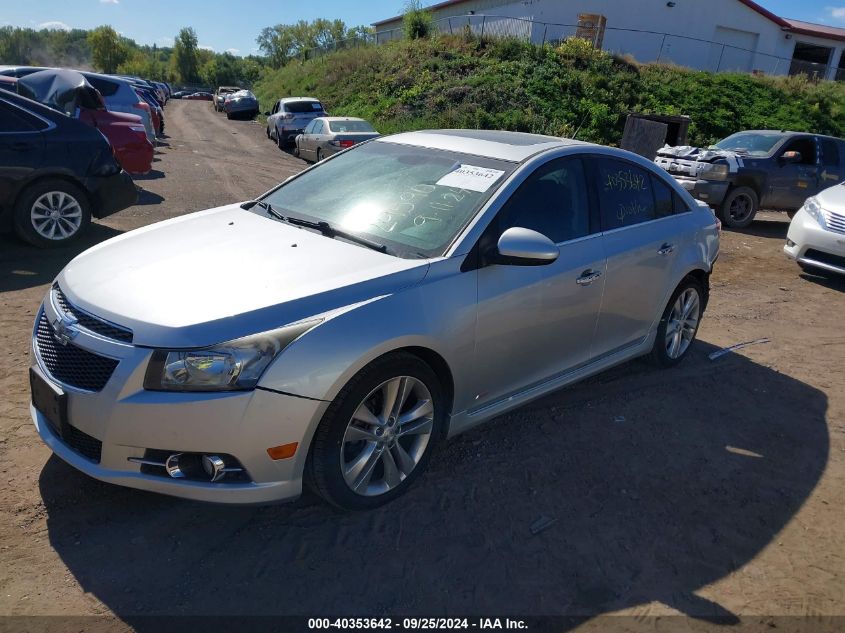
[823, 209, 845, 235]
[52, 284, 133, 343]
[35, 312, 119, 392]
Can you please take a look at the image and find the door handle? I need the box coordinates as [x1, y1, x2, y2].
[658, 243, 675, 256]
[576, 270, 602, 286]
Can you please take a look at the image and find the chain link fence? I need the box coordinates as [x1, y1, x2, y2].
[297, 14, 839, 81]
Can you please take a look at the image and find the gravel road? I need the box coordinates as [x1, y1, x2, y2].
[1, 100, 844, 630]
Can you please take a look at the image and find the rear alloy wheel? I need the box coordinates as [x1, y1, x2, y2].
[650, 277, 704, 367]
[719, 186, 758, 229]
[13, 180, 91, 248]
[308, 353, 444, 510]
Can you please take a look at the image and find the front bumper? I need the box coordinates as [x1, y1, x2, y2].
[85, 170, 138, 218]
[30, 293, 329, 504]
[784, 207, 845, 276]
[669, 176, 729, 206]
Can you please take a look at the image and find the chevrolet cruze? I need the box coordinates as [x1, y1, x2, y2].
[30, 130, 720, 509]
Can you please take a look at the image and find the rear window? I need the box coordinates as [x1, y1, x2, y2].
[328, 120, 375, 133]
[284, 100, 324, 114]
[86, 76, 119, 97]
[0, 100, 49, 132]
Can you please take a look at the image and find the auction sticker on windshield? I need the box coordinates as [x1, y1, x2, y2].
[436, 164, 505, 192]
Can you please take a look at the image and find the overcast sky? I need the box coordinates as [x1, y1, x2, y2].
[1, 0, 842, 57]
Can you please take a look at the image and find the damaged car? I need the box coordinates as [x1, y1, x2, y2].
[655, 131, 845, 228]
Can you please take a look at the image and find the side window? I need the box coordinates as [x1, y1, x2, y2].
[595, 158, 656, 230]
[303, 120, 316, 134]
[312, 121, 324, 134]
[780, 137, 817, 166]
[673, 192, 691, 214]
[820, 139, 840, 167]
[497, 158, 591, 244]
[651, 175, 674, 218]
[0, 101, 46, 132]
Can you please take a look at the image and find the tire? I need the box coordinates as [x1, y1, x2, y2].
[650, 276, 705, 368]
[226, 112, 232, 120]
[277, 132, 285, 150]
[266, 126, 270, 139]
[308, 352, 445, 510]
[719, 186, 759, 229]
[293, 142, 300, 158]
[317, 148, 324, 162]
[787, 209, 798, 220]
[13, 179, 91, 248]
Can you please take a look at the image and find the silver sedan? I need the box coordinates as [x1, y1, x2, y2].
[29, 129, 719, 510]
[295, 117, 379, 162]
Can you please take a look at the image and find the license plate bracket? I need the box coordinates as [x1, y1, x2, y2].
[29, 367, 68, 438]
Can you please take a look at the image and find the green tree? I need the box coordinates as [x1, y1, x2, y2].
[403, 1, 433, 40]
[87, 25, 128, 73]
[173, 26, 200, 83]
[256, 19, 372, 68]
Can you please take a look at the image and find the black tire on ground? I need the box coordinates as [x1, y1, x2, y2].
[649, 275, 705, 368]
[277, 133, 286, 150]
[293, 142, 300, 158]
[719, 186, 759, 229]
[317, 148, 324, 162]
[13, 179, 92, 248]
[787, 209, 798, 219]
[226, 112, 231, 120]
[307, 352, 446, 511]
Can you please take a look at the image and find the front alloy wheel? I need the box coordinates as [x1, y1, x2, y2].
[308, 352, 444, 510]
[13, 179, 92, 248]
[341, 376, 434, 496]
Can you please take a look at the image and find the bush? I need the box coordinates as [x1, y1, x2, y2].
[403, 1, 433, 40]
[254, 35, 845, 147]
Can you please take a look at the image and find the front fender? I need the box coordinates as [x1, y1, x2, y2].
[258, 257, 477, 411]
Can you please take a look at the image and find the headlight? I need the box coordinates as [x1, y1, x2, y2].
[803, 196, 826, 228]
[143, 320, 321, 392]
[697, 162, 729, 181]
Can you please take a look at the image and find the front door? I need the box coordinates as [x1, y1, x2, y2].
[472, 157, 606, 409]
[766, 136, 819, 210]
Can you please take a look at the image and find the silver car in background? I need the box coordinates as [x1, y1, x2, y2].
[265, 96, 327, 148]
[295, 117, 380, 162]
[784, 183, 845, 276]
[223, 89, 259, 119]
[29, 130, 719, 510]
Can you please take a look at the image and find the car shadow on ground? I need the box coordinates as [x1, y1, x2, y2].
[135, 188, 165, 205]
[38, 341, 828, 627]
[133, 170, 165, 181]
[800, 269, 845, 292]
[0, 224, 125, 292]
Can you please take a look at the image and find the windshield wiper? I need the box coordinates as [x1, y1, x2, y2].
[262, 204, 388, 253]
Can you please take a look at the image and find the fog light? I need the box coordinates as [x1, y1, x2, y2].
[202, 454, 226, 482]
[786, 239, 796, 247]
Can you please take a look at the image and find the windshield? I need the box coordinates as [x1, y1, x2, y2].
[285, 100, 324, 113]
[328, 120, 375, 133]
[259, 141, 516, 258]
[713, 132, 784, 156]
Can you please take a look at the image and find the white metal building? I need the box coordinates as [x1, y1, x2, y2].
[373, 0, 845, 80]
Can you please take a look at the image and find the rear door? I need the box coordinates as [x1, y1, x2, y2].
[0, 99, 46, 211]
[817, 137, 843, 194]
[472, 157, 606, 408]
[589, 156, 686, 359]
[767, 136, 820, 209]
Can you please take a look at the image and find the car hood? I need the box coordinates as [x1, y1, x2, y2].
[57, 204, 430, 348]
[815, 182, 845, 209]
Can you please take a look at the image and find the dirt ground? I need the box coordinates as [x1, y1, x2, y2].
[0, 100, 844, 630]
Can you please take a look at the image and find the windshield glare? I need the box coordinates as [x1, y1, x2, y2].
[713, 132, 783, 156]
[260, 141, 515, 258]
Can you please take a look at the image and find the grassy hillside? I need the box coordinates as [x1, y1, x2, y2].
[254, 35, 845, 147]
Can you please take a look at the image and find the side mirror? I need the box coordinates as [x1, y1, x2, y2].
[263, 111, 270, 116]
[781, 150, 802, 164]
[493, 227, 559, 266]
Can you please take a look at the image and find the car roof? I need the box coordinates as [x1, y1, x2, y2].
[280, 97, 320, 102]
[731, 129, 845, 142]
[320, 116, 367, 122]
[377, 129, 593, 162]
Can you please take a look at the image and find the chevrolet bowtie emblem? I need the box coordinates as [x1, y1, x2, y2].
[51, 314, 79, 346]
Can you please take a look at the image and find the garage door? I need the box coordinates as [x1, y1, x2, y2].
[710, 25, 759, 72]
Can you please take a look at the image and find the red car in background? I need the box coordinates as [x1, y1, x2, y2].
[16, 69, 154, 175]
